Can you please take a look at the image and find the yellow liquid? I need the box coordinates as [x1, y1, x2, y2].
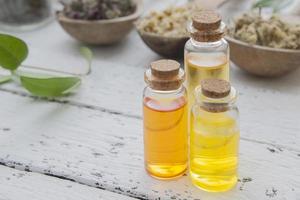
[190, 108, 239, 192]
[185, 52, 229, 109]
[143, 97, 188, 179]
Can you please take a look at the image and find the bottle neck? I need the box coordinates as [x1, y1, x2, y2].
[195, 86, 237, 113]
[190, 38, 224, 48]
[148, 85, 184, 95]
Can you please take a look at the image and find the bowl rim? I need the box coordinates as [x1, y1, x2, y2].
[225, 36, 300, 54]
[56, 0, 143, 24]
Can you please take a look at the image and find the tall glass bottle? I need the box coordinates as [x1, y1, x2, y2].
[185, 10, 229, 109]
[190, 79, 239, 192]
[143, 59, 188, 179]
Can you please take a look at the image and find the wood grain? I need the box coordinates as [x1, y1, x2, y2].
[0, 92, 299, 199]
[0, 165, 134, 200]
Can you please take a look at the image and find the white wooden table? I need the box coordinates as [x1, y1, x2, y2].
[0, 0, 300, 199]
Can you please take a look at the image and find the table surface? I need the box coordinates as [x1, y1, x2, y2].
[0, 0, 300, 199]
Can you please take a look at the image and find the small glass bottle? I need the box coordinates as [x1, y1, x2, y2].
[143, 59, 188, 179]
[0, 0, 53, 32]
[190, 79, 239, 192]
[185, 10, 229, 109]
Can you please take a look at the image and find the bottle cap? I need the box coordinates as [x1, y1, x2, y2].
[150, 60, 180, 78]
[189, 10, 226, 42]
[201, 79, 231, 98]
[145, 60, 185, 91]
[192, 10, 221, 31]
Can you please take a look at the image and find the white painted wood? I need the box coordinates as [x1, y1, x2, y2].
[0, 0, 299, 199]
[0, 165, 134, 200]
[0, 92, 299, 200]
[1, 43, 300, 152]
[1, 0, 299, 152]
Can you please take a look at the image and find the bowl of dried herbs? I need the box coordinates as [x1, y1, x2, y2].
[57, 0, 143, 45]
[135, 2, 201, 58]
[227, 13, 300, 77]
[226, 0, 300, 77]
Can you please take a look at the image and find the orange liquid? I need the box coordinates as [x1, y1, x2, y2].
[143, 97, 188, 179]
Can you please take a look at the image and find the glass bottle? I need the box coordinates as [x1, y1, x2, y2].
[184, 10, 229, 110]
[190, 79, 239, 192]
[0, 0, 53, 32]
[143, 59, 188, 179]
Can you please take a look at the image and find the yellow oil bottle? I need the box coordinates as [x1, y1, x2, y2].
[190, 79, 240, 192]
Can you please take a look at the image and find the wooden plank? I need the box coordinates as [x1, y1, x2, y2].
[0, 165, 134, 200]
[0, 92, 299, 199]
[1, 45, 300, 152]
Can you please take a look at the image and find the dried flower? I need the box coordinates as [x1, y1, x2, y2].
[230, 13, 300, 50]
[136, 3, 202, 37]
[61, 0, 136, 20]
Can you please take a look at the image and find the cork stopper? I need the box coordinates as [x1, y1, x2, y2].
[201, 79, 231, 98]
[189, 10, 225, 42]
[145, 60, 185, 91]
[192, 10, 221, 31]
[150, 60, 180, 78]
[195, 79, 236, 113]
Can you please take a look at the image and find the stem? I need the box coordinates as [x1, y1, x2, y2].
[20, 64, 90, 77]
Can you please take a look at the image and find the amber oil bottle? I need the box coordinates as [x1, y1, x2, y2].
[143, 59, 188, 179]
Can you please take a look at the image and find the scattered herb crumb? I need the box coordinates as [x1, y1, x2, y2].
[239, 177, 253, 191]
[265, 187, 278, 198]
[267, 147, 276, 153]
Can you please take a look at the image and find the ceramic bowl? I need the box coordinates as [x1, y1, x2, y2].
[136, 29, 189, 58]
[226, 36, 300, 77]
[226, 15, 300, 77]
[57, 0, 143, 45]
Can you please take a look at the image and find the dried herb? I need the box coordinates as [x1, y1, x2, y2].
[60, 0, 136, 20]
[230, 14, 300, 50]
[136, 3, 202, 37]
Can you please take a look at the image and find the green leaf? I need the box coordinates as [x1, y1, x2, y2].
[253, 0, 275, 8]
[252, 0, 294, 10]
[80, 46, 93, 75]
[20, 76, 81, 97]
[273, 0, 293, 12]
[0, 34, 28, 70]
[0, 75, 12, 85]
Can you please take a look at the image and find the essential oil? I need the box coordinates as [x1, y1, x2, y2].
[143, 59, 188, 179]
[185, 10, 229, 109]
[190, 79, 239, 192]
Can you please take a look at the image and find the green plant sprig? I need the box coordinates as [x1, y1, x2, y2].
[252, 0, 294, 13]
[0, 33, 93, 97]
